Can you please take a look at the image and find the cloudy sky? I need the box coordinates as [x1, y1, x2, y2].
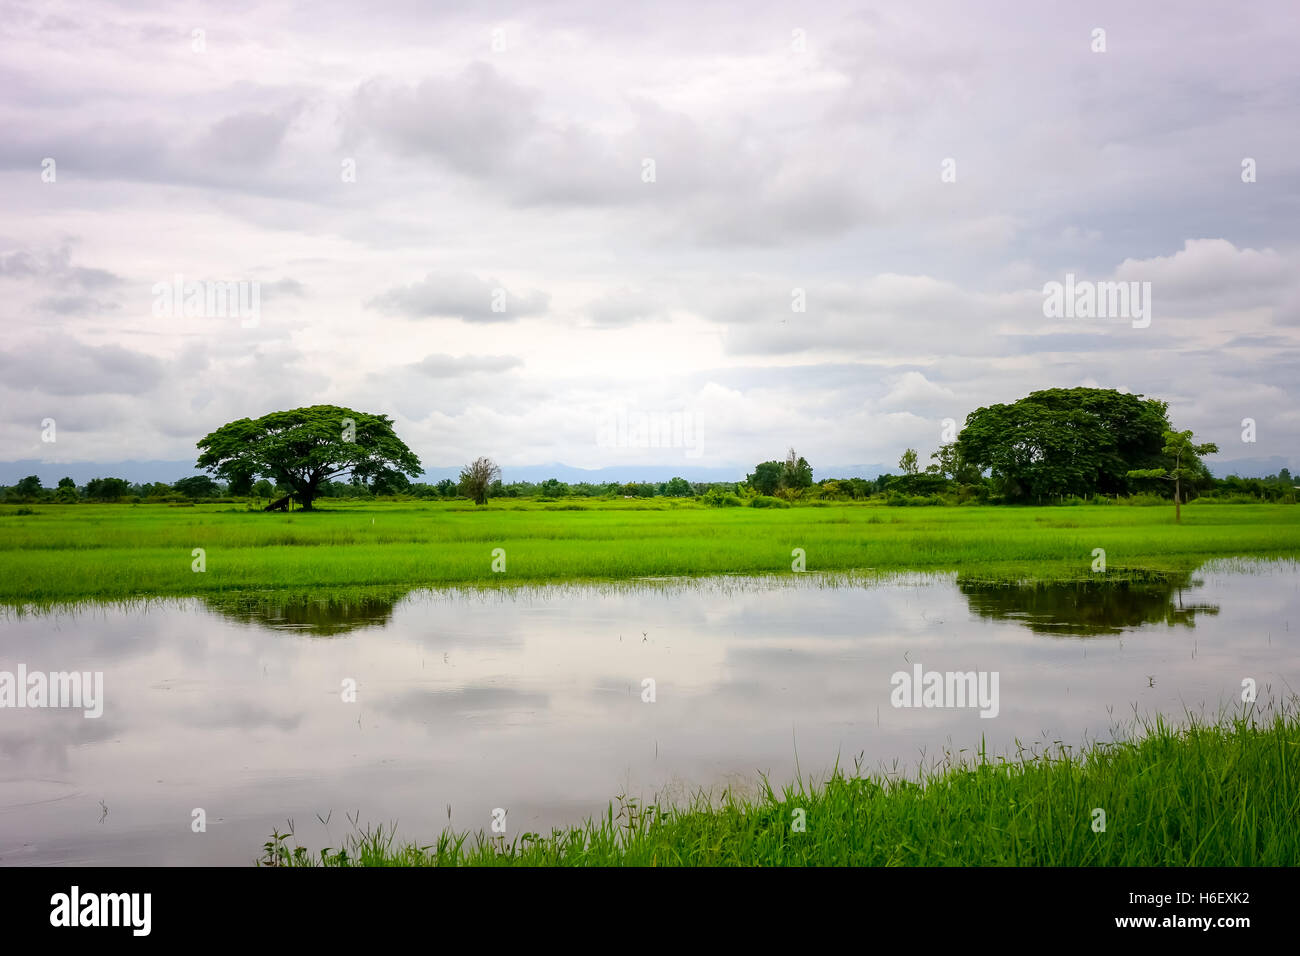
[2, 0, 1298, 478]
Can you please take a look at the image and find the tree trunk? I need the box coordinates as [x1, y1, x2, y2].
[1174, 477, 1181, 523]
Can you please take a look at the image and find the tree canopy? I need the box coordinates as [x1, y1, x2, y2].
[747, 449, 813, 497]
[955, 387, 1171, 501]
[196, 405, 422, 511]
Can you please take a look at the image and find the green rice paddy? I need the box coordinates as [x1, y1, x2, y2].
[1, 499, 1297, 605]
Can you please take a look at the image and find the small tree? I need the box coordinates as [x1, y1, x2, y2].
[1127, 429, 1219, 522]
[459, 457, 501, 506]
[746, 461, 783, 496]
[539, 477, 568, 498]
[55, 477, 79, 504]
[929, 444, 980, 484]
[174, 475, 220, 500]
[899, 448, 919, 476]
[663, 476, 692, 497]
[12, 475, 43, 501]
[85, 477, 131, 502]
[781, 448, 813, 494]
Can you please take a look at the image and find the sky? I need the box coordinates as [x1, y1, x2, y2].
[1, 0, 1298, 479]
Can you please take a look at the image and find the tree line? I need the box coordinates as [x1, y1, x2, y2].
[6, 389, 1293, 509]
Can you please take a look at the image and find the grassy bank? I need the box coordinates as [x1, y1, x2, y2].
[260, 709, 1300, 866]
[1, 500, 1299, 604]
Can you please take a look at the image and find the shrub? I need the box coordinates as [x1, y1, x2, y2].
[885, 492, 945, 507]
[700, 488, 742, 507]
[749, 495, 790, 509]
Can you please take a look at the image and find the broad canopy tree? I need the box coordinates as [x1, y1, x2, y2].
[955, 388, 1171, 501]
[196, 405, 422, 511]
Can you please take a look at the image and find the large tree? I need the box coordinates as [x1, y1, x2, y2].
[956, 388, 1170, 501]
[196, 405, 422, 511]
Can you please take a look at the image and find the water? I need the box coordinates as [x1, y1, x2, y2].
[1, 561, 1295, 865]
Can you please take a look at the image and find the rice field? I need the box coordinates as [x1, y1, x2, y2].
[1, 499, 1298, 604]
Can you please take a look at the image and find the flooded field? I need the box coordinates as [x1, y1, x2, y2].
[1, 560, 1295, 865]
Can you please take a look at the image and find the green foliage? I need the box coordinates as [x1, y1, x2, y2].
[746, 461, 783, 496]
[661, 476, 692, 497]
[538, 478, 568, 498]
[13, 475, 44, 500]
[929, 444, 981, 484]
[1127, 428, 1220, 521]
[957, 387, 1171, 501]
[748, 449, 813, 497]
[899, 448, 919, 475]
[173, 475, 220, 499]
[699, 487, 742, 507]
[85, 477, 131, 502]
[886, 491, 946, 506]
[196, 405, 422, 511]
[749, 495, 789, 509]
[781, 448, 813, 492]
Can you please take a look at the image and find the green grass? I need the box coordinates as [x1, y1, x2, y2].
[2, 499, 1299, 604]
[259, 706, 1300, 866]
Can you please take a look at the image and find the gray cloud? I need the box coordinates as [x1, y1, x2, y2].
[0, 339, 164, 396]
[406, 354, 523, 377]
[368, 271, 549, 321]
[0, 0, 1296, 472]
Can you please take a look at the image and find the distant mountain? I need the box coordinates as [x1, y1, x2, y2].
[1, 460, 210, 486]
[2, 458, 893, 486]
[1205, 456, 1293, 479]
[8, 456, 1288, 486]
[815, 464, 893, 480]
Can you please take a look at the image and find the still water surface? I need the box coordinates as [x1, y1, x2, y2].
[1, 561, 1295, 865]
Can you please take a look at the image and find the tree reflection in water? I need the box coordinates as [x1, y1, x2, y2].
[957, 572, 1220, 636]
[201, 590, 408, 636]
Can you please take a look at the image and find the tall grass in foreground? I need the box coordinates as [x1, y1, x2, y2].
[260, 707, 1300, 866]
